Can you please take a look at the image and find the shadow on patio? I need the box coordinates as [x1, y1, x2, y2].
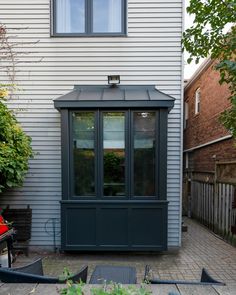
[12, 218, 236, 286]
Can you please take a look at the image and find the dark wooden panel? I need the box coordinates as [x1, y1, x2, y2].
[98, 208, 128, 246]
[61, 201, 168, 251]
[131, 208, 164, 247]
[65, 207, 96, 246]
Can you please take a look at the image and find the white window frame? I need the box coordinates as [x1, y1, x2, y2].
[195, 88, 201, 114]
[184, 101, 189, 129]
[185, 153, 189, 169]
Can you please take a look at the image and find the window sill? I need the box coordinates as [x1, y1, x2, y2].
[51, 33, 128, 38]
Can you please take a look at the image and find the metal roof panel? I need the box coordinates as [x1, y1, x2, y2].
[54, 85, 175, 111]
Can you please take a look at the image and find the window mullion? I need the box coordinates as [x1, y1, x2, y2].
[87, 0, 92, 34]
[130, 111, 134, 198]
[127, 110, 131, 199]
[94, 110, 98, 198]
[122, 0, 127, 35]
[155, 111, 159, 198]
[96, 110, 102, 199]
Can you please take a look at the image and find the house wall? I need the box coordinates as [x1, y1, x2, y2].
[184, 60, 236, 173]
[0, 0, 183, 248]
[191, 139, 236, 172]
[184, 60, 231, 150]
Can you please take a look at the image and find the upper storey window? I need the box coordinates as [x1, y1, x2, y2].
[195, 88, 201, 114]
[52, 0, 127, 36]
[184, 101, 188, 129]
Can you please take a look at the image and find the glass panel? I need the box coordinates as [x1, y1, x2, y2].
[56, 0, 85, 33]
[133, 112, 156, 196]
[103, 112, 125, 196]
[73, 112, 95, 196]
[93, 0, 122, 33]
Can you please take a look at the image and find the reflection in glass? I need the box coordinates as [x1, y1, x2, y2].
[134, 112, 156, 196]
[73, 112, 95, 196]
[93, 0, 122, 33]
[103, 112, 125, 196]
[56, 0, 85, 33]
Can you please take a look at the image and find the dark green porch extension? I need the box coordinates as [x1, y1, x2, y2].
[54, 85, 174, 251]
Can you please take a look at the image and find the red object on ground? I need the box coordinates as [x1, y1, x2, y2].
[0, 215, 9, 235]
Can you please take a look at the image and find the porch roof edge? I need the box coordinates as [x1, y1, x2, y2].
[54, 85, 175, 112]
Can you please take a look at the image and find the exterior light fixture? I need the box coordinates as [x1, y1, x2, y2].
[141, 112, 148, 118]
[108, 75, 120, 86]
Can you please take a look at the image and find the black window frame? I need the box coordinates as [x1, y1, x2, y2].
[51, 0, 127, 37]
[69, 109, 162, 200]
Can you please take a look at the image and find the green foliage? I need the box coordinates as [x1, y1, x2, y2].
[0, 93, 33, 192]
[74, 150, 95, 195]
[91, 283, 151, 295]
[58, 267, 74, 282]
[59, 282, 152, 295]
[104, 152, 124, 182]
[60, 280, 85, 295]
[103, 152, 125, 196]
[182, 1, 236, 61]
[216, 59, 236, 138]
[219, 106, 236, 138]
[182, 0, 236, 137]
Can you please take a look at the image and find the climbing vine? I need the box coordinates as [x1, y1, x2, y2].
[0, 25, 33, 193]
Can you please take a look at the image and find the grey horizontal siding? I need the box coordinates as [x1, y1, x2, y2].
[0, 0, 183, 248]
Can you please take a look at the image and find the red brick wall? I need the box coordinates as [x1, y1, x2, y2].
[191, 138, 236, 172]
[184, 60, 236, 172]
[184, 60, 231, 149]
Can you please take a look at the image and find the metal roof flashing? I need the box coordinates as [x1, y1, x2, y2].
[54, 85, 175, 112]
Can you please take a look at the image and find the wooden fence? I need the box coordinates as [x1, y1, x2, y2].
[187, 164, 236, 244]
[191, 181, 236, 236]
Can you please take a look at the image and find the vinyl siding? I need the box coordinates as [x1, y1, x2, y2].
[0, 0, 183, 248]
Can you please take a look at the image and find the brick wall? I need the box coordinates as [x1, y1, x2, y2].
[184, 60, 231, 149]
[184, 60, 236, 172]
[191, 138, 236, 171]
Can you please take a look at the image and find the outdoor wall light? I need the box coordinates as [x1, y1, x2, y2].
[108, 75, 120, 86]
[141, 112, 148, 118]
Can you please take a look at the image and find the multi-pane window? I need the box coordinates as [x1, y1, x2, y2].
[195, 88, 201, 114]
[71, 110, 157, 198]
[53, 0, 126, 35]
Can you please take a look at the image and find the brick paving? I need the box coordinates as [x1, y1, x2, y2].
[14, 218, 236, 286]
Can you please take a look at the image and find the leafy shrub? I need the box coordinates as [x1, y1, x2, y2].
[91, 283, 152, 295]
[60, 281, 152, 295]
[0, 88, 33, 192]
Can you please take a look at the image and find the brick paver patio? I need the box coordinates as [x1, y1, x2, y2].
[13, 218, 236, 286]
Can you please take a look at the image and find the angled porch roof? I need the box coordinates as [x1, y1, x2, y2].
[54, 85, 175, 111]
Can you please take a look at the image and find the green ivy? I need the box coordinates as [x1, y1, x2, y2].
[0, 95, 33, 193]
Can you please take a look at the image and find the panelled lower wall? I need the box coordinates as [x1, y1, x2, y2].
[0, 0, 183, 248]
